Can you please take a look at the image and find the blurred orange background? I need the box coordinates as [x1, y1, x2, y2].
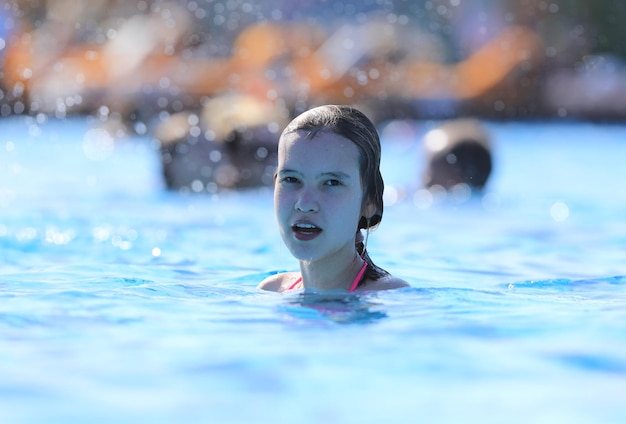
[1, 0, 625, 123]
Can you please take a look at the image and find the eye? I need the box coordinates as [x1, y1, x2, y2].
[323, 179, 342, 187]
[280, 176, 300, 184]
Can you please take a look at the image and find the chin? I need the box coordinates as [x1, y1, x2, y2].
[286, 244, 319, 262]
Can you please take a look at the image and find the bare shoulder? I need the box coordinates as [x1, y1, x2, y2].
[359, 274, 410, 292]
[257, 272, 300, 292]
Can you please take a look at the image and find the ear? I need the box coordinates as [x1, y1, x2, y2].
[362, 199, 377, 221]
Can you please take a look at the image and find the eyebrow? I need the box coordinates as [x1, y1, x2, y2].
[320, 171, 352, 180]
[277, 169, 352, 180]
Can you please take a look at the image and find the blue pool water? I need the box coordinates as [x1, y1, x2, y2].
[1, 116, 625, 423]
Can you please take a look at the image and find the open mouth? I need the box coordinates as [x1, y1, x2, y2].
[292, 222, 322, 239]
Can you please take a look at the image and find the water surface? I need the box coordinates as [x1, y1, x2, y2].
[1, 116, 625, 424]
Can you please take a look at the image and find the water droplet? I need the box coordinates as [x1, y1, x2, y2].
[82, 128, 115, 161]
[550, 201, 569, 222]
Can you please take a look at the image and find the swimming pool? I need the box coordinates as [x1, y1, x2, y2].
[1, 116, 625, 423]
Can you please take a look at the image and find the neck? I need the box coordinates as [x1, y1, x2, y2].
[298, 248, 365, 291]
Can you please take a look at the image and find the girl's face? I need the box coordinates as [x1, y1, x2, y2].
[275, 130, 366, 263]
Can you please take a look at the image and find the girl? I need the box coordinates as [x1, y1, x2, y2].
[258, 105, 409, 292]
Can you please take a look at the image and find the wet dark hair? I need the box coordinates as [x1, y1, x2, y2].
[426, 139, 492, 189]
[281, 105, 389, 283]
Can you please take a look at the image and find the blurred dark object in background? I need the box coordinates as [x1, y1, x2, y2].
[156, 93, 288, 192]
[422, 118, 492, 192]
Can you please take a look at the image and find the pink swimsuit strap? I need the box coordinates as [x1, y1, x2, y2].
[287, 261, 368, 292]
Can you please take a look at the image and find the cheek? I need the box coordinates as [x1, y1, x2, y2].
[274, 186, 290, 219]
[336, 195, 364, 227]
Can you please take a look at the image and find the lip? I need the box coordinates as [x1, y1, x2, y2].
[291, 220, 323, 241]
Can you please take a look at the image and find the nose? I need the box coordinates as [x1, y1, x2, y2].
[295, 187, 319, 213]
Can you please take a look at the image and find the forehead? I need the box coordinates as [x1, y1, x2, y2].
[278, 130, 360, 163]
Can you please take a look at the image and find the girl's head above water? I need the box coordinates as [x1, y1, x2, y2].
[258, 105, 409, 293]
[281, 104, 384, 231]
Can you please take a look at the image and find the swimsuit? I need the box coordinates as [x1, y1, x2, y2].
[286, 261, 368, 292]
